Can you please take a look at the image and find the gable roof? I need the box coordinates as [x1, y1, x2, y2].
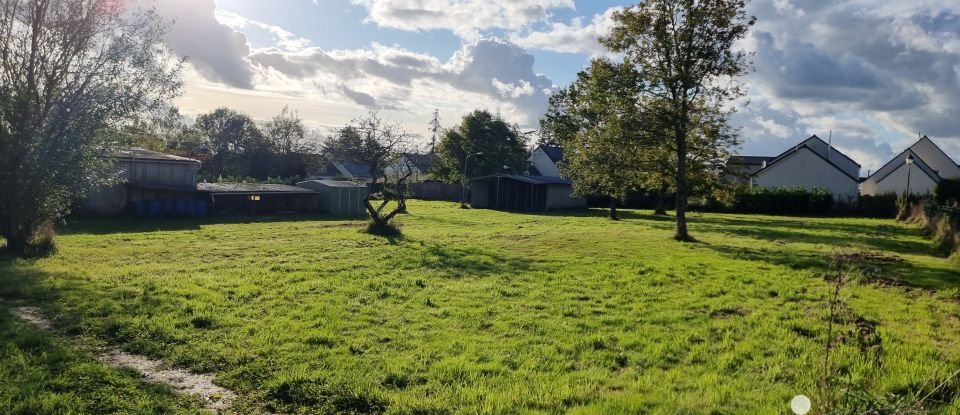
[537, 145, 564, 164]
[866, 136, 958, 182]
[870, 149, 941, 184]
[753, 135, 860, 181]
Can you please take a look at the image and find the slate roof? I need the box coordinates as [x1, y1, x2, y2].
[197, 183, 317, 194]
[404, 153, 433, 173]
[871, 150, 941, 184]
[116, 147, 200, 164]
[539, 146, 565, 163]
[341, 162, 372, 178]
[471, 174, 573, 185]
[728, 155, 775, 166]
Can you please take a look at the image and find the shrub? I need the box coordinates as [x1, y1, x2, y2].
[731, 186, 834, 215]
[858, 193, 898, 218]
[935, 177, 960, 206]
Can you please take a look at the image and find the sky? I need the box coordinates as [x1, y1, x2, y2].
[143, 0, 960, 173]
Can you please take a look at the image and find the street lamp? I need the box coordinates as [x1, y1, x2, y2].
[905, 154, 914, 197]
[461, 151, 483, 208]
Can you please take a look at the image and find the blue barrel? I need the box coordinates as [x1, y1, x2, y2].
[147, 200, 162, 217]
[195, 200, 208, 216]
[185, 199, 197, 217]
[162, 200, 175, 215]
[175, 200, 188, 216]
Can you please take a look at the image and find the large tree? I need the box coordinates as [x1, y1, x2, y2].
[602, 0, 753, 241]
[194, 108, 269, 180]
[263, 106, 316, 178]
[0, 0, 182, 255]
[542, 59, 646, 220]
[432, 110, 529, 183]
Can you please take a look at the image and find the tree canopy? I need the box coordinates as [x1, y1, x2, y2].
[432, 110, 529, 182]
[602, 0, 754, 240]
[0, 0, 183, 255]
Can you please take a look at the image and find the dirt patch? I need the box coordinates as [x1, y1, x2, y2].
[11, 307, 236, 412]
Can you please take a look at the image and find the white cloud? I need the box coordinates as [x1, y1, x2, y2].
[510, 7, 622, 55]
[350, 0, 575, 39]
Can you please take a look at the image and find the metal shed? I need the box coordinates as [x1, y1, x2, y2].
[296, 180, 368, 217]
[197, 183, 321, 216]
[469, 175, 587, 212]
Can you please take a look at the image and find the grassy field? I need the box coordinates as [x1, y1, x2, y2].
[2, 201, 959, 414]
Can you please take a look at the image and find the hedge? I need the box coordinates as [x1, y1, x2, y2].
[731, 186, 834, 215]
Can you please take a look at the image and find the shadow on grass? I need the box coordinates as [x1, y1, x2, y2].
[59, 214, 367, 236]
[696, 236, 960, 292]
[411, 243, 535, 278]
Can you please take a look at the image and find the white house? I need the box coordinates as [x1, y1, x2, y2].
[861, 136, 960, 196]
[528, 145, 564, 177]
[751, 135, 861, 203]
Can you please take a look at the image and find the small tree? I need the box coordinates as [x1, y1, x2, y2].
[0, 0, 183, 255]
[602, 0, 753, 241]
[432, 110, 529, 183]
[325, 113, 412, 234]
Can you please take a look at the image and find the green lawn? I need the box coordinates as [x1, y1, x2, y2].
[2, 201, 959, 414]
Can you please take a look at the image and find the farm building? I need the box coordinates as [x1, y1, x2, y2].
[197, 183, 321, 216]
[751, 135, 861, 203]
[84, 148, 203, 215]
[861, 136, 960, 196]
[469, 175, 587, 212]
[296, 180, 368, 217]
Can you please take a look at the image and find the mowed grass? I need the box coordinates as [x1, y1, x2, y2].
[2, 201, 960, 414]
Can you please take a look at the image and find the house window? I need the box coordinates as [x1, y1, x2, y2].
[249, 194, 261, 201]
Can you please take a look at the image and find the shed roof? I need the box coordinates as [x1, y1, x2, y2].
[471, 174, 573, 185]
[117, 147, 200, 164]
[297, 180, 366, 188]
[197, 183, 318, 194]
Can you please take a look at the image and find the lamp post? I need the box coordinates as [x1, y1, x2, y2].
[461, 152, 483, 208]
[905, 154, 914, 197]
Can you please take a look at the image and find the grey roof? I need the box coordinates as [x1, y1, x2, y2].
[342, 162, 372, 178]
[728, 155, 775, 166]
[297, 179, 366, 188]
[539, 145, 565, 163]
[471, 174, 573, 185]
[872, 150, 941, 184]
[404, 153, 433, 173]
[197, 183, 318, 194]
[117, 147, 200, 164]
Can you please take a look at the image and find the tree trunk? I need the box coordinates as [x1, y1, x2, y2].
[655, 184, 668, 215]
[608, 197, 619, 220]
[674, 129, 691, 242]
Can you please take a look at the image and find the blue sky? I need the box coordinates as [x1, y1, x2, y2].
[150, 0, 960, 172]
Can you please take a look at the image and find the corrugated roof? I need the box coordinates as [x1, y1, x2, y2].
[117, 147, 200, 164]
[197, 183, 317, 193]
[297, 180, 366, 188]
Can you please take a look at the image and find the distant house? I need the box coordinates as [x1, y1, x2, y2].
[861, 136, 960, 196]
[470, 175, 587, 212]
[528, 145, 564, 177]
[313, 153, 433, 183]
[751, 135, 861, 203]
[726, 156, 775, 184]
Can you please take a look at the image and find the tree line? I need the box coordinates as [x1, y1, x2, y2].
[1, 0, 752, 255]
